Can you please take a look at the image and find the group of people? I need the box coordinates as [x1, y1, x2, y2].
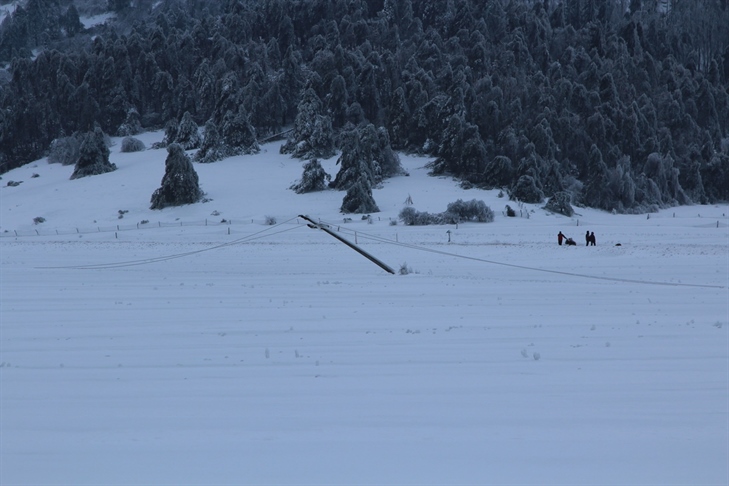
[584, 230, 596, 246]
[557, 230, 596, 246]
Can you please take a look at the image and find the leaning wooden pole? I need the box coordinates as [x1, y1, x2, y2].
[299, 215, 395, 274]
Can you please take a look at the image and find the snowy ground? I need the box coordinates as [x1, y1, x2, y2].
[1, 133, 728, 485]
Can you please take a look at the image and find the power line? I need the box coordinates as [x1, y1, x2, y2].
[316, 219, 728, 290]
[37, 217, 303, 270]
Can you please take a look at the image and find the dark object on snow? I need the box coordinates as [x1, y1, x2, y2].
[558, 231, 565, 245]
[150, 143, 203, 210]
[585, 230, 591, 246]
[70, 128, 116, 180]
[615, 243, 622, 246]
[565, 237, 577, 246]
[589, 231, 596, 246]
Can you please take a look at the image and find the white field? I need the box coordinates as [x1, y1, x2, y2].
[1, 132, 728, 485]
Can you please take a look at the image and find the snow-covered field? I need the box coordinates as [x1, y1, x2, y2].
[1, 133, 728, 485]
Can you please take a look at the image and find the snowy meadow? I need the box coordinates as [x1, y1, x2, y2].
[1, 132, 728, 485]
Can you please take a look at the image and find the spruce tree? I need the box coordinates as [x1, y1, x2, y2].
[150, 143, 203, 210]
[70, 128, 116, 180]
[280, 87, 335, 159]
[175, 112, 202, 150]
[290, 159, 331, 194]
[340, 174, 379, 214]
[195, 120, 227, 164]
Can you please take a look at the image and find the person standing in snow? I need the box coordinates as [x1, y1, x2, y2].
[590, 232, 596, 246]
[585, 230, 591, 246]
[558, 231, 566, 246]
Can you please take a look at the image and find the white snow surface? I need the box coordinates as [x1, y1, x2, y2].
[80, 12, 115, 29]
[1, 132, 728, 485]
[0, 1, 21, 26]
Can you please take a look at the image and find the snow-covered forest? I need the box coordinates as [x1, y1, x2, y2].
[1, 0, 728, 212]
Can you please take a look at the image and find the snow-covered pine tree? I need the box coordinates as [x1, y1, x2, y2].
[117, 107, 142, 137]
[331, 123, 399, 190]
[70, 128, 116, 180]
[194, 107, 259, 164]
[150, 143, 203, 209]
[221, 106, 260, 155]
[376, 126, 403, 178]
[510, 174, 544, 203]
[195, 120, 227, 164]
[544, 191, 575, 217]
[330, 126, 369, 190]
[162, 118, 179, 146]
[175, 111, 202, 150]
[290, 159, 331, 194]
[340, 174, 379, 214]
[280, 87, 335, 159]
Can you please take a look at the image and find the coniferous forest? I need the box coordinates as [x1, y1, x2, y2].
[1, 0, 728, 212]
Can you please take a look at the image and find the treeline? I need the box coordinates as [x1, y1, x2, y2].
[1, 0, 728, 212]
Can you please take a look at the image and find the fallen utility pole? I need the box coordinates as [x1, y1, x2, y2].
[298, 215, 395, 274]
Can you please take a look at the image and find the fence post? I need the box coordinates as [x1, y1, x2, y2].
[115, 232, 118, 239]
[14, 230, 17, 236]
[228, 227, 231, 235]
[35, 229, 39, 235]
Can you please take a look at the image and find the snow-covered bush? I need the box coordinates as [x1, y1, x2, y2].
[399, 262, 413, 275]
[445, 199, 495, 223]
[48, 134, 81, 165]
[400, 207, 432, 225]
[120, 137, 146, 153]
[400, 200, 495, 225]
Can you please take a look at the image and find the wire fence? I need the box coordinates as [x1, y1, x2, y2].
[3, 208, 727, 239]
[0, 217, 289, 238]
